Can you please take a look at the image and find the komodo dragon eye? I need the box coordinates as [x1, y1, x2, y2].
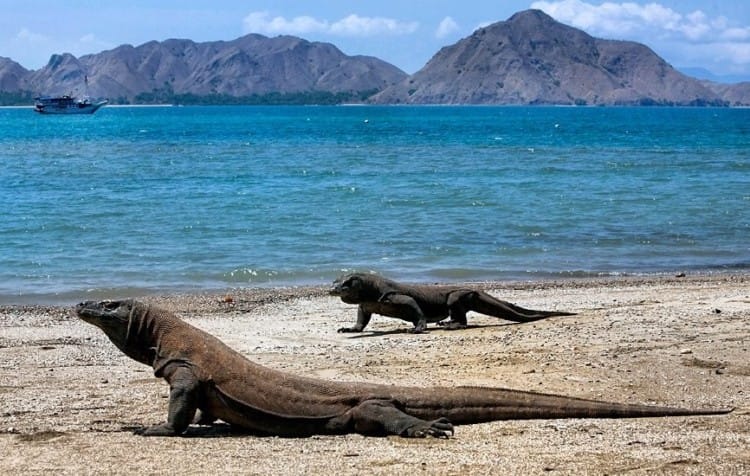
[102, 301, 119, 310]
[101, 300, 131, 313]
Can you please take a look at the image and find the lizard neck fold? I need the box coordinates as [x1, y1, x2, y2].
[122, 303, 161, 366]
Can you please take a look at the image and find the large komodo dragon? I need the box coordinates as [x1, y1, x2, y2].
[76, 299, 730, 438]
[331, 273, 576, 333]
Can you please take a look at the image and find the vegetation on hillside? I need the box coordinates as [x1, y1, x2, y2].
[132, 87, 378, 105]
[0, 90, 34, 106]
[0, 88, 379, 106]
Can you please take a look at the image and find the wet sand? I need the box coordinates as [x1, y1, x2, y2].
[1, 274, 748, 474]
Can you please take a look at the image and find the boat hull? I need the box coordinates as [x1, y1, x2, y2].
[33, 96, 108, 115]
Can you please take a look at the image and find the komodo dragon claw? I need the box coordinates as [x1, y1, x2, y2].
[406, 417, 455, 438]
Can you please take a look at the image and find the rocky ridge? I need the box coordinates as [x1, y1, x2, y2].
[1, 9, 748, 105]
[371, 10, 731, 106]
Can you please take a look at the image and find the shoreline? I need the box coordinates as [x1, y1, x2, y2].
[0, 268, 750, 308]
[1, 272, 748, 474]
[1, 270, 747, 310]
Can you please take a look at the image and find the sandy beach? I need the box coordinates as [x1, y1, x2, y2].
[1, 274, 748, 474]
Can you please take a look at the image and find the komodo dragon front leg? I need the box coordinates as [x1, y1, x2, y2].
[337, 306, 373, 333]
[338, 293, 428, 333]
[135, 363, 200, 436]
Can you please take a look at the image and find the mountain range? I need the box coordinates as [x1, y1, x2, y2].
[0, 34, 406, 104]
[2, 9, 749, 106]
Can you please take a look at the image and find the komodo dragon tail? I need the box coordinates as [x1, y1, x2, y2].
[402, 386, 732, 424]
[472, 292, 576, 322]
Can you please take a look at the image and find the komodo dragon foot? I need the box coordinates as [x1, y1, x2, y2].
[133, 423, 181, 437]
[404, 417, 454, 438]
[436, 319, 467, 330]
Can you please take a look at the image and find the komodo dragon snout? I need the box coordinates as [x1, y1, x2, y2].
[329, 274, 369, 303]
[75, 299, 152, 365]
[76, 300, 131, 333]
[77, 299, 129, 317]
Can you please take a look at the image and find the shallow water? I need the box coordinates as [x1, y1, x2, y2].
[1, 105, 748, 303]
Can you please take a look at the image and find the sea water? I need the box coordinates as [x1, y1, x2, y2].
[0, 105, 748, 303]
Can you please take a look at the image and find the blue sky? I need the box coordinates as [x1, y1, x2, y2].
[2, 1, 749, 81]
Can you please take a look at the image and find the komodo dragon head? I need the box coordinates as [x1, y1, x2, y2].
[330, 273, 382, 303]
[76, 299, 154, 366]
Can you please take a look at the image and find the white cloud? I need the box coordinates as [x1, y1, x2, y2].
[7, 28, 115, 69]
[242, 11, 328, 35]
[530, 0, 741, 42]
[15, 28, 48, 44]
[687, 41, 750, 69]
[723, 27, 750, 42]
[435, 16, 459, 39]
[330, 14, 418, 36]
[76, 33, 111, 54]
[243, 11, 418, 37]
[726, 43, 750, 65]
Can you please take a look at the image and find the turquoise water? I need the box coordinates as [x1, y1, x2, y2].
[1, 105, 748, 303]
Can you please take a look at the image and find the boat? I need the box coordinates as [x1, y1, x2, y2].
[33, 95, 108, 115]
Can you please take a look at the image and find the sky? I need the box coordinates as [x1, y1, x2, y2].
[1, 1, 749, 82]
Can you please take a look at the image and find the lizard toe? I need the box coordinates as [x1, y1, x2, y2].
[430, 417, 455, 435]
[134, 423, 181, 437]
[404, 418, 454, 438]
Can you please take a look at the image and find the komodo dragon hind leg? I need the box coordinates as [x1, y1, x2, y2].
[193, 409, 218, 426]
[439, 291, 472, 329]
[348, 400, 454, 438]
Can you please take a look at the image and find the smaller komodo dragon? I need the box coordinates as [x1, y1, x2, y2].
[76, 299, 730, 438]
[331, 273, 576, 333]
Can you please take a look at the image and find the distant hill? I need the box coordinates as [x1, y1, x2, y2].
[371, 10, 733, 106]
[678, 67, 750, 84]
[702, 81, 750, 107]
[4, 35, 407, 104]
[0, 57, 26, 90]
[2, 9, 749, 106]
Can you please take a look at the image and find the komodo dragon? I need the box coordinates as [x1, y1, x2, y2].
[331, 273, 576, 333]
[76, 299, 730, 438]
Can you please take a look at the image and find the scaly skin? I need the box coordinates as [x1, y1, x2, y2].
[75, 299, 731, 437]
[331, 273, 576, 333]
